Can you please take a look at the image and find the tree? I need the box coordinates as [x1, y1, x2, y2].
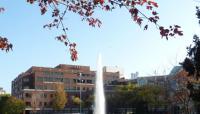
[181, 6, 200, 113]
[0, 0, 183, 61]
[72, 95, 81, 105]
[171, 70, 192, 114]
[106, 83, 168, 114]
[83, 94, 94, 108]
[52, 83, 67, 110]
[133, 85, 168, 114]
[0, 8, 12, 52]
[0, 95, 25, 114]
[181, 35, 200, 113]
[0, 94, 10, 113]
[106, 83, 137, 113]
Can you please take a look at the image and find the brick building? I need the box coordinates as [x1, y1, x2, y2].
[12, 64, 120, 113]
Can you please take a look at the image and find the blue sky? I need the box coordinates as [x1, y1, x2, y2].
[0, 0, 199, 93]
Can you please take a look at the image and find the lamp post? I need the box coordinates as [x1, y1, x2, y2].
[79, 73, 82, 114]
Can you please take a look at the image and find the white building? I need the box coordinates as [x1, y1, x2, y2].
[0, 87, 6, 95]
[103, 66, 124, 78]
[131, 72, 139, 79]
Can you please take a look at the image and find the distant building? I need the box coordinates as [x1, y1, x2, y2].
[103, 66, 124, 78]
[136, 75, 168, 87]
[131, 72, 139, 79]
[167, 66, 183, 90]
[0, 87, 6, 95]
[168, 66, 182, 76]
[128, 67, 183, 87]
[12, 64, 120, 113]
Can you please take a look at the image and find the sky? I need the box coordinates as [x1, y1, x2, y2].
[0, 0, 200, 93]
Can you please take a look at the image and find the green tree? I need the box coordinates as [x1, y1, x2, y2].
[133, 85, 167, 114]
[0, 96, 25, 114]
[106, 83, 168, 114]
[52, 83, 67, 110]
[0, 94, 10, 114]
[72, 96, 81, 105]
[181, 7, 200, 112]
[181, 35, 200, 113]
[170, 70, 192, 114]
[84, 95, 94, 108]
[178, 5, 200, 113]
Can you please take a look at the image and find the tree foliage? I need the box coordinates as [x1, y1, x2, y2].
[83, 94, 94, 108]
[72, 95, 81, 105]
[27, 0, 183, 61]
[107, 83, 168, 113]
[0, 95, 25, 114]
[181, 35, 200, 98]
[52, 83, 67, 110]
[0, 9, 12, 52]
[182, 35, 200, 80]
[171, 70, 191, 114]
[0, 37, 12, 52]
[0, 0, 183, 61]
[181, 6, 200, 113]
[135, 85, 167, 106]
[0, 94, 10, 113]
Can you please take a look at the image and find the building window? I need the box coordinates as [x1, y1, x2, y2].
[23, 86, 30, 89]
[48, 85, 54, 90]
[43, 85, 47, 89]
[25, 102, 31, 107]
[25, 93, 32, 98]
[50, 94, 54, 98]
[73, 79, 76, 83]
[39, 102, 42, 106]
[44, 93, 47, 98]
[64, 78, 70, 83]
[49, 102, 53, 106]
[82, 80, 85, 83]
[23, 78, 29, 82]
[44, 102, 47, 107]
[43, 71, 64, 77]
[72, 87, 76, 90]
[36, 85, 43, 90]
[86, 80, 92, 84]
[40, 93, 48, 98]
[36, 77, 43, 82]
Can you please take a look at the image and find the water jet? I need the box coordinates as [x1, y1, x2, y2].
[94, 54, 105, 114]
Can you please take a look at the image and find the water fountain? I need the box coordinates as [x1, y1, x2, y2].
[94, 54, 105, 114]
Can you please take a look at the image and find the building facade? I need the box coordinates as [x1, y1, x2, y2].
[103, 66, 124, 78]
[131, 72, 139, 79]
[12, 64, 120, 113]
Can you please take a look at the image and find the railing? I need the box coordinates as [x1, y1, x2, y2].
[26, 108, 92, 114]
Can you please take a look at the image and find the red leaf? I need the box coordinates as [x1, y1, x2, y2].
[150, 1, 158, 7]
[152, 11, 158, 15]
[27, 0, 35, 4]
[146, 6, 153, 10]
[41, 7, 47, 15]
[144, 25, 148, 30]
